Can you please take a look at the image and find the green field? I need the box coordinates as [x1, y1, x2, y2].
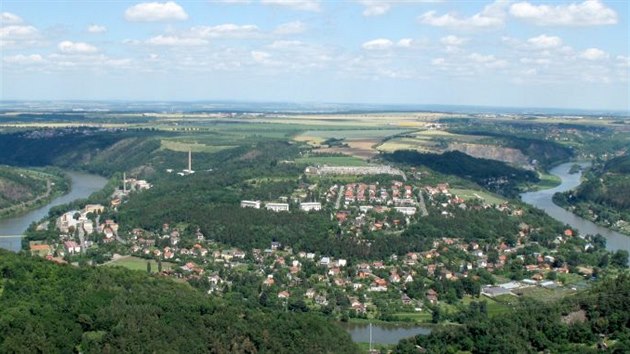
[392, 311, 432, 323]
[296, 155, 369, 166]
[449, 188, 506, 205]
[104, 256, 175, 274]
[298, 129, 409, 140]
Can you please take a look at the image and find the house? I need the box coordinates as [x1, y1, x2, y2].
[265, 203, 289, 212]
[394, 207, 417, 215]
[305, 288, 316, 299]
[241, 200, 261, 209]
[64, 240, 81, 254]
[30, 243, 52, 257]
[320, 257, 331, 267]
[401, 293, 413, 305]
[277, 291, 290, 299]
[300, 202, 322, 212]
[426, 289, 438, 304]
[264, 275, 275, 286]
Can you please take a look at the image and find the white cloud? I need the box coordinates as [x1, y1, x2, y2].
[261, 0, 321, 12]
[268, 40, 303, 49]
[146, 35, 208, 46]
[251, 50, 275, 64]
[0, 24, 41, 48]
[431, 57, 446, 66]
[3, 54, 44, 64]
[362, 38, 393, 50]
[190, 24, 260, 38]
[419, 0, 509, 29]
[440, 35, 466, 46]
[397, 38, 413, 48]
[58, 41, 99, 54]
[87, 24, 107, 33]
[0, 25, 38, 38]
[358, 1, 391, 17]
[469, 53, 496, 63]
[579, 48, 608, 61]
[1, 12, 23, 25]
[510, 0, 617, 26]
[274, 21, 306, 35]
[527, 34, 562, 49]
[124, 1, 188, 22]
[362, 38, 414, 50]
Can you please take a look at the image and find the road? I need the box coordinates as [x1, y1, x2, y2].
[335, 185, 345, 210]
[417, 190, 428, 217]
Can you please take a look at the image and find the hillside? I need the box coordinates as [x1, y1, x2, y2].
[395, 274, 630, 353]
[0, 250, 358, 354]
[383, 150, 539, 197]
[0, 166, 69, 217]
[554, 154, 630, 235]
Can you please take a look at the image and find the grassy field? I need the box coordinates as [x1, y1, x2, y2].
[392, 311, 432, 323]
[515, 286, 578, 302]
[160, 139, 235, 153]
[295, 155, 369, 166]
[449, 188, 506, 205]
[104, 256, 176, 274]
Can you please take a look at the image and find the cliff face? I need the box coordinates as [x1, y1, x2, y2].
[447, 143, 532, 169]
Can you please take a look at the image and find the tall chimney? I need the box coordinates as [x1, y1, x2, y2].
[123, 172, 127, 193]
[188, 149, 192, 171]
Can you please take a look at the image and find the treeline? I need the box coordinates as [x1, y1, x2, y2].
[554, 155, 630, 233]
[383, 150, 538, 197]
[0, 250, 358, 353]
[395, 274, 630, 353]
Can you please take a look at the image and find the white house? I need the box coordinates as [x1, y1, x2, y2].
[265, 203, 289, 212]
[241, 200, 261, 209]
[300, 202, 321, 212]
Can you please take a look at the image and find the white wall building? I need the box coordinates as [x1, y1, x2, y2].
[265, 203, 289, 212]
[241, 200, 261, 209]
[300, 202, 321, 212]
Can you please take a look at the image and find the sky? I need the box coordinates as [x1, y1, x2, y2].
[1, 0, 628, 111]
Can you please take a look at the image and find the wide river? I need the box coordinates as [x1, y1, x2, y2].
[521, 162, 629, 254]
[0, 171, 107, 252]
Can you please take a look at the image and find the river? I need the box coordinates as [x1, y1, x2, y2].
[0, 171, 107, 252]
[339, 322, 431, 345]
[521, 162, 629, 254]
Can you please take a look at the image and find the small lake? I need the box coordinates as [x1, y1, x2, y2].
[520, 162, 629, 254]
[339, 322, 431, 345]
[0, 171, 107, 252]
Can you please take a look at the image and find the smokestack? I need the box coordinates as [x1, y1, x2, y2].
[188, 149, 192, 171]
[123, 172, 127, 193]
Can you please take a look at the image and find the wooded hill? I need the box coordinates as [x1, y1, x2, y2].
[0, 250, 358, 353]
[395, 274, 630, 353]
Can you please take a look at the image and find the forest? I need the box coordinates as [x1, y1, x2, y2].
[554, 154, 630, 235]
[383, 150, 538, 197]
[395, 274, 630, 353]
[0, 250, 358, 353]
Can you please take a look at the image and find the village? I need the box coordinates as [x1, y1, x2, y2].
[26, 165, 603, 323]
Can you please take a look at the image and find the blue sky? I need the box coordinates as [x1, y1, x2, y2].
[1, 0, 628, 110]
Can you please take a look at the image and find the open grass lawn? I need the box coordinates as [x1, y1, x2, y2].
[104, 256, 175, 274]
[160, 139, 235, 153]
[515, 286, 578, 302]
[392, 312, 432, 323]
[449, 188, 506, 205]
[296, 155, 369, 166]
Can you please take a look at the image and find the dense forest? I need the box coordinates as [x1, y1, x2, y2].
[554, 154, 630, 234]
[383, 150, 538, 197]
[0, 250, 358, 353]
[395, 274, 630, 353]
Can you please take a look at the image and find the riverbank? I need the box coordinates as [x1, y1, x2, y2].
[520, 162, 630, 254]
[0, 167, 70, 219]
[0, 171, 107, 252]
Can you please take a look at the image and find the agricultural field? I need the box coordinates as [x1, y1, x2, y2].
[295, 155, 369, 167]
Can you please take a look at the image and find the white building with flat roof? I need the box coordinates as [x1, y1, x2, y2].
[300, 202, 321, 212]
[241, 200, 261, 209]
[265, 203, 289, 212]
[394, 207, 417, 215]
